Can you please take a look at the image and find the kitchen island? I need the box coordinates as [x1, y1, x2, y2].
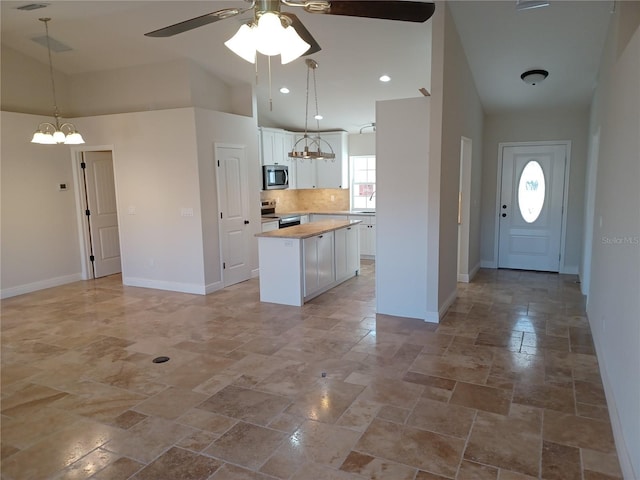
[256, 220, 361, 306]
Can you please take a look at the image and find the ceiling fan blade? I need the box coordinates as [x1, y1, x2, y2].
[283, 13, 322, 55]
[144, 7, 246, 37]
[317, 1, 435, 23]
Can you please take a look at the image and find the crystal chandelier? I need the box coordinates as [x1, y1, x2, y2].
[289, 59, 335, 161]
[31, 18, 85, 145]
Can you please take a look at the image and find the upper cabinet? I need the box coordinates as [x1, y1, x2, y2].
[260, 128, 348, 189]
[290, 131, 349, 189]
[260, 127, 294, 166]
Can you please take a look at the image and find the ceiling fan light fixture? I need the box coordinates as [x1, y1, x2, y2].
[255, 12, 285, 56]
[280, 25, 311, 64]
[224, 23, 257, 63]
[521, 69, 549, 85]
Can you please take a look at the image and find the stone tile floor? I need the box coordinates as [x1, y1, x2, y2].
[0, 262, 623, 479]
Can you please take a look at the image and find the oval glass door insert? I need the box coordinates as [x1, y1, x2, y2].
[518, 160, 546, 223]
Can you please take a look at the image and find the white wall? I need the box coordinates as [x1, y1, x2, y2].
[74, 108, 208, 294]
[348, 132, 376, 156]
[194, 108, 261, 290]
[481, 108, 590, 273]
[376, 97, 431, 320]
[585, 11, 640, 479]
[1, 112, 83, 298]
[435, 2, 484, 296]
[1, 45, 70, 116]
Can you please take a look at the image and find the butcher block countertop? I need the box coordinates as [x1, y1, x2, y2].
[255, 220, 361, 240]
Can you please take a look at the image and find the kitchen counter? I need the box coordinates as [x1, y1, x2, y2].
[276, 210, 375, 216]
[257, 220, 361, 306]
[256, 219, 361, 239]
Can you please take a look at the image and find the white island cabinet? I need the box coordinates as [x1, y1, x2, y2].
[256, 220, 361, 306]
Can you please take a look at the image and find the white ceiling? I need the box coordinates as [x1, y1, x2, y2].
[1, 1, 613, 132]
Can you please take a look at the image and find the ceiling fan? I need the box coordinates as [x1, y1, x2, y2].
[145, 0, 435, 63]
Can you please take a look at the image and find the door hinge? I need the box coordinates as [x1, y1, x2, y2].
[89, 255, 95, 262]
[85, 209, 91, 216]
[80, 162, 86, 169]
[217, 160, 220, 167]
[223, 262, 226, 270]
[220, 212, 223, 219]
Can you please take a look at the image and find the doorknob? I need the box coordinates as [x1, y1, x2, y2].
[502, 213, 507, 218]
[244, 220, 250, 224]
[502, 205, 507, 209]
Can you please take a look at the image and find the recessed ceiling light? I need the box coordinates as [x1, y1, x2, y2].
[279, 87, 290, 94]
[314, 114, 323, 120]
[379, 75, 391, 82]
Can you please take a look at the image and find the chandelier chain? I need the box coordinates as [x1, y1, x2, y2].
[42, 19, 60, 123]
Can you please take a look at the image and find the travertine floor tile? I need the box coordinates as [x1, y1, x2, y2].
[0, 266, 622, 479]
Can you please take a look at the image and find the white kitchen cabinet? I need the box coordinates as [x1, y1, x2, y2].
[260, 127, 291, 166]
[351, 214, 376, 257]
[261, 220, 279, 232]
[304, 231, 335, 297]
[291, 131, 348, 189]
[300, 215, 310, 224]
[335, 225, 360, 282]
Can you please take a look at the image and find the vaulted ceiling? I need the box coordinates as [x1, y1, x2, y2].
[1, 1, 613, 133]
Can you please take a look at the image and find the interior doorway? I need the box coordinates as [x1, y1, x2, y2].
[75, 149, 122, 279]
[497, 142, 569, 272]
[215, 143, 251, 287]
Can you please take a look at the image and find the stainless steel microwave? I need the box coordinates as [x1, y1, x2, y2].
[263, 164, 289, 190]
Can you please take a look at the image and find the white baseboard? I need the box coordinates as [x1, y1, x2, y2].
[251, 268, 260, 279]
[1, 273, 83, 299]
[123, 277, 206, 295]
[457, 262, 481, 283]
[591, 324, 637, 480]
[205, 281, 224, 294]
[560, 264, 579, 275]
[480, 260, 497, 269]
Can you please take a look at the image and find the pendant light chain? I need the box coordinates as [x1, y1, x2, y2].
[43, 18, 61, 125]
[312, 65, 320, 131]
[304, 62, 311, 137]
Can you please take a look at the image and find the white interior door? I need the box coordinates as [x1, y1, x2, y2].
[216, 144, 251, 287]
[498, 144, 567, 272]
[82, 151, 121, 278]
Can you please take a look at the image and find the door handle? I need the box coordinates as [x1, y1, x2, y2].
[502, 205, 507, 209]
[244, 220, 250, 224]
[502, 213, 507, 218]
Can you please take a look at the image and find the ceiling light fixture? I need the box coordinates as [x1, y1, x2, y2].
[521, 69, 549, 85]
[31, 18, 84, 145]
[289, 59, 335, 161]
[379, 75, 391, 82]
[279, 87, 290, 94]
[515, 0, 550, 11]
[224, 11, 310, 65]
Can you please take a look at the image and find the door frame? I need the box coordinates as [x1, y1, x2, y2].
[493, 141, 572, 273]
[70, 145, 121, 281]
[214, 142, 251, 287]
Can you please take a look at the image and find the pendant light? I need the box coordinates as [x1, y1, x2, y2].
[289, 59, 335, 161]
[31, 18, 85, 145]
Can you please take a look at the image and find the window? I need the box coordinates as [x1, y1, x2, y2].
[517, 160, 546, 223]
[350, 156, 376, 210]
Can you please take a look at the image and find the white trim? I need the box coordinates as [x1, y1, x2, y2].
[123, 277, 206, 295]
[559, 265, 579, 275]
[205, 281, 224, 294]
[70, 145, 120, 281]
[494, 141, 572, 272]
[458, 262, 481, 283]
[251, 268, 260, 278]
[1, 274, 83, 299]
[591, 321, 636, 480]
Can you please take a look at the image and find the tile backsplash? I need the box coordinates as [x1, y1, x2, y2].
[261, 188, 350, 212]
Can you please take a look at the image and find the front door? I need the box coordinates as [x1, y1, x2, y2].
[216, 144, 251, 287]
[498, 144, 567, 272]
[81, 151, 122, 278]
